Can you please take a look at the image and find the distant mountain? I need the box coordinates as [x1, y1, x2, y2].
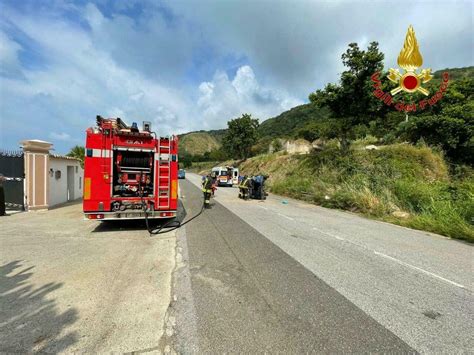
[178, 103, 330, 155]
[178, 129, 226, 155]
[177, 104, 329, 155]
[433, 66, 473, 80]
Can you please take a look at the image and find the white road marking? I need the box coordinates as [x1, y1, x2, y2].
[373, 251, 466, 289]
[313, 227, 361, 246]
[277, 213, 294, 221]
[313, 226, 339, 239]
[258, 206, 268, 210]
[312, 227, 466, 290]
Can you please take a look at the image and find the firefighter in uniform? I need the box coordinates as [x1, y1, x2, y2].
[238, 175, 251, 200]
[210, 172, 217, 196]
[202, 174, 213, 208]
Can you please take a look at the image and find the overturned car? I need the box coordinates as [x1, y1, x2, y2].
[238, 174, 268, 200]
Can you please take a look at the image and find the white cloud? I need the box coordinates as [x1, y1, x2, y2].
[83, 3, 196, 83]
[0, 31, 23, 78]
[0, 4, 193, 151]
[197, 65, 302, 129]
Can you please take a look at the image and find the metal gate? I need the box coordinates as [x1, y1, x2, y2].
[0, 149, 25, 210]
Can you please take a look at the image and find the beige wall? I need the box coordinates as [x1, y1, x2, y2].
[21, 140, 53, 210]
[24, 150, 50, 210]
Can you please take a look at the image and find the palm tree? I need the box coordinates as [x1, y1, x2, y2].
[67, 145, 85, 167]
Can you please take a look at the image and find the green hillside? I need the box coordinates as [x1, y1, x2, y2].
[258, 104, 329, 139]
[178, 129, 225, 155]
[178, 104, 329, 156]
[433, 66, 474, 80]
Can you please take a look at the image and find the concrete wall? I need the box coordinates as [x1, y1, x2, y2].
[268, 139, 320, 155]
[49, 158, 83, 207]
[285, 139, 313, 155]
[24, 152, 49, 210]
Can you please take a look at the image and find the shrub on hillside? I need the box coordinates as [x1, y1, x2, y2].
[398, 115, 473, 164]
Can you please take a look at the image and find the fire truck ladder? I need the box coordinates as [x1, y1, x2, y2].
[157, 138, 172, 209]
[101, 131, 112, 187]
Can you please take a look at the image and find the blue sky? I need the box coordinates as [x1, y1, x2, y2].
[0, 0, 472, 153]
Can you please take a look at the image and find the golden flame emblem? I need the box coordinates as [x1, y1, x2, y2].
[397, 25, 423, 71]
[387, 25, 432, 96]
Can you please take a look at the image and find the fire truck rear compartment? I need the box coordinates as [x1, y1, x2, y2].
[112, 150, 154, 212]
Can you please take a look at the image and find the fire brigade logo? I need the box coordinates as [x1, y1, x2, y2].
[387, 25, 433, 96]
[371, 25, 449, 112]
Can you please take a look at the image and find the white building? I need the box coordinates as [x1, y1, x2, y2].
[20, 140, 83, 210]
[49, 153, 83, 207]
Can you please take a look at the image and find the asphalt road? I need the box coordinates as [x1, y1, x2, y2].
[164, 174, 473, 353]
[0, 202, 175, 353]
[1, 176, 472, 353]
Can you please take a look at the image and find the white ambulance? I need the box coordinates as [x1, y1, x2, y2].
[211, 166, 239, 187]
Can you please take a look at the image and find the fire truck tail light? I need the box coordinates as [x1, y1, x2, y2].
[87, 214, 104, 220]
[160, 212, 175, 217]
[84, 178, 91, 200]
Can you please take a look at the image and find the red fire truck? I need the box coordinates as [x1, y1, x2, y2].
[83, 116, 178, 220]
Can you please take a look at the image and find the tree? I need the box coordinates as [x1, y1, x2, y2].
[398, 115, 473, 164]
[251, 136, 273, 155]
[67, 145, 85, 167]
[179, 151, 193, 168]
[398, 75, 474, 164]
[309, 42, 386, 151]
[271, 139, 283, 152]
[295, 121, 322, 142]
[209, 148, 229, 161]
[222, 114, 259, 159]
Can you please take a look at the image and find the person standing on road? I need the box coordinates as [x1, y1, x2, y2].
[209, 171, 217, 197]
[239, 175, 251, 200]
[0, 174, 5, 216]
[202, 174, 213, 208]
